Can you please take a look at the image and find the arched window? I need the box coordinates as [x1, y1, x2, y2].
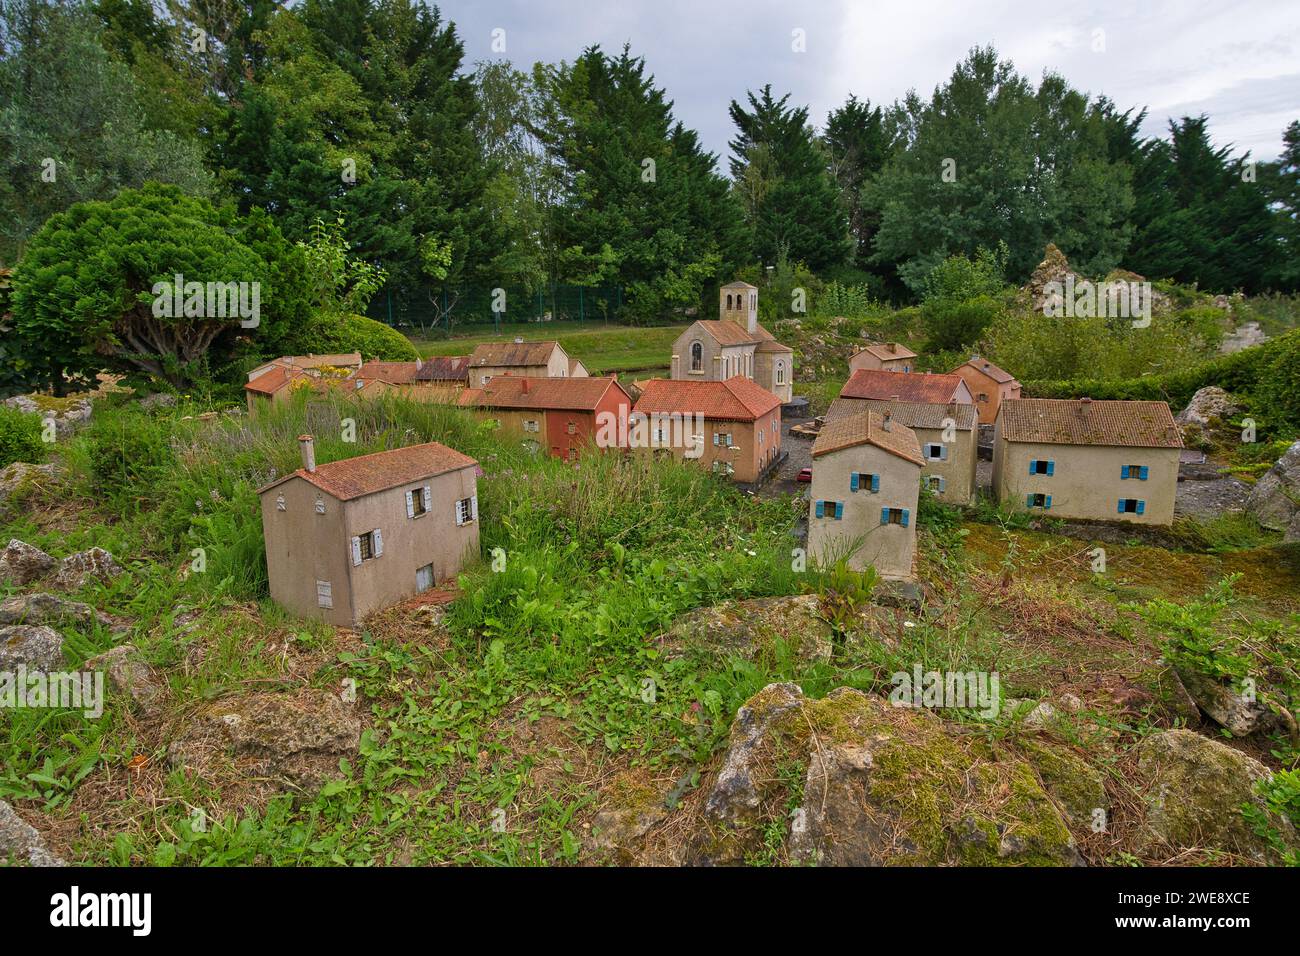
[690, 341, 703, 371]
[776, 360, 785, 385]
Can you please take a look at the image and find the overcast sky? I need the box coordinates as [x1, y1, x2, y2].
[438, 0, 1300, 169]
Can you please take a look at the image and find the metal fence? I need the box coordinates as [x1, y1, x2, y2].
[365, 283, 627, 333]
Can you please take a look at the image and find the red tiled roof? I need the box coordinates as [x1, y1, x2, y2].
[812, 410, 925, 466]
[257, 441, 477, 501]
[826, 397, 977, 430]
[695, 320, 758, 347]
[458, 376, 627, 411]
[997, 399, 1183, 448]
[468, 340, 562, 368]
[246, 366, 297, 395]
[954, 355, 1018, 385]
[840, 369, 970, 404]
[634, 376, 782, 422]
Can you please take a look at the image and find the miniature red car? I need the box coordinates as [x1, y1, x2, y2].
[796, 467, 812, 483]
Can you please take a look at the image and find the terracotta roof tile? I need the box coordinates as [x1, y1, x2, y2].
[468, 340, 562, 368]
[245, 366, 296, 395]
[414, 355, 471, 382]
[458, 376, 627, 411]
[840, 368, 971, 404]
[634, 376, 782, 421]
[357, 361, 418, 385]
[954, 355, 1018, 385]
[997, 398, 1183, 448]
[812, 410, 925, 466]
[826, 397, 976, 430]
[695, 320, 758, 347]
[258, 441, 477, 501]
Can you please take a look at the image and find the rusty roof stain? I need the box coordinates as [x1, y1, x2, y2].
[257, 441, 477, 500]
[413, 355, 471, 381]
[812, 410, 925, 466]
[468, 340, 563, 368]
[997, 398, 1183, 448]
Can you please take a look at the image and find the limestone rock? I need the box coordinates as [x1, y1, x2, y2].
[0, 624, 64, 671]
[1136, 729, 1297, 863]
[658, 595, 834, 665]
[1023, 244, 1080, 314]
[1246, 440, 1300, 532]
[695, 684, 1078, 866]
[1175, 666, 1289, 738]
[1175, 386, 1240, 444]
[0, 462, 61, 514]
[0, 539, 56, 585]
[168, 689, 361, 789]
[85, 644, 162, 711]
[0, 800, 64, 866]
[0, 592, 119, 631]
[51, 547, 123, 590]
[1020, 738, 1109, 830]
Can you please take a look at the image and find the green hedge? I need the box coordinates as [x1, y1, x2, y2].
[291, 312, 419, 361]
[1023, 329, 1300, 431]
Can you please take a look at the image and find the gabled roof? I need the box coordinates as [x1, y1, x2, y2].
[568, 357, 588, 376]
[954, 355, 1018, 385]
[457, 375, 627, 411]
[721, 281, 758, 290]
[997, 398, 1183, 448]
[853, 342, 917, 362]
[357, 361, 418, 385]
[693, 319, 758, 347]
[257, 441, 477, 501]
[812, 410, 925, 466]
[414, 355, 471, 382]
[246, 366, 298, 395]
[634, 376, 782, 422]
[840, 369, 971, 404]
[468, 340, 563, 368]
[826, 397, 977, 431]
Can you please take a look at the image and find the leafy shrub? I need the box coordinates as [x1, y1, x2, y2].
[298, 313, 420, 361]
[0, 406, 45, 467]
[922, 294, 1004, 352]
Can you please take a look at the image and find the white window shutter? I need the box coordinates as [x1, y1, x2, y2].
[350, 536, 362, 566]
[373, 528, 383, 556]
[471, 495, 478, 522]
[422, 485, 432, 511]
[455, 501, 464, 526]
[405, 490, 415, 518]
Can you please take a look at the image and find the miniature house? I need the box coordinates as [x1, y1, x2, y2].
[849, 342, 917, 373]
[258, 437, 480, 626]
[670, 281, 794, 403]
[807, 409, 923, 579]
[951, 355, 1021, 425]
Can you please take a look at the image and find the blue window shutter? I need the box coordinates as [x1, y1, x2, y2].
[835, 501, 844, 520]
[1118, 499, 1125, 514]
[1121, 465, 1130, 480]
[1136, 500, 1145, 515]
[1045, 495, 1052, 509]
[938, 477, 946, 492]
[850, 473, 859, 492]
[1139, 466, 1149, 481]
[815, 500, 825, 519]
[1027, 494, 1035, 508]
[1046, 460, 1054, 476]
[901, 509, 910, 527]
[1029, 459, 1037, 475]
[871, 474, 880, 493]
[880, 507, 889, 525]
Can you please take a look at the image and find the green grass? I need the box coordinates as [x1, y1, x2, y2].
[407, 320, 688, 376]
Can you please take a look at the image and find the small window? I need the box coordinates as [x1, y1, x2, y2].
[568, 447, 577, 461]
[880, 507, 910, 527]
[691, 341, 703, 372]
[978, 393, 989, 402]
[316, 580, 333, 609]
[315, 497, 326, 514]
[850, 473, 879, 493]
[481, 374, 492, 385]
[776, 360, 785, 385]
[1027, 493, 1052, 509]
[927, 475, 946, 492]
[814, 500, 844, 520]
[925, 443, 948, 462]
[358, 531, 375, 560]
[1118, 498, 1145, 515]
[567, 421, 577, 435]
[276, 494, 286, 511]
[1029, 459, 1054, 476]
[456, 497, 476, 524]
[1121, 465, 1149, 480]
[408, 486, 427, 517]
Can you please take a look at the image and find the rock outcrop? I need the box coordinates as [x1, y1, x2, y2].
[1175, 386, 1241, 446]
[50, 547, 123, 590]
[0, 462, 61, 515]
[1176, 667, 1293, 739]
[690, 683, 1079, 866]
[0, 624, 64, 671]
[1246, 440, 1300, 535]
[0, 800, 64, 866]
[1136, 729, 1297, 864]
[0, 592, 120, 631]
[168, 689, 362, 790]
[0, 539, 56, 585]
[85, 644, 162, 712]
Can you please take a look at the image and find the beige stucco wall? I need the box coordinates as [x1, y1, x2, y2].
[850, 352, 913, 373]
[993, 438, 1179, 525]
[915, 424, 978, 505]
[955, 366, 1021, 425]
[753, 350, 793, 403]
[672, 323, 753, 382]
[807, 442, 920, 579]
[261, 466, 480, 626]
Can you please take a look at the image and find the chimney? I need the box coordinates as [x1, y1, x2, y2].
[890, 394, 900, 402]
[888, 342, 897, 354]
[947, 400, 957, 418]
[521, 378, 530, 394]
[881, 410, 892, 432]
[1080, 397, 1093, 404]
[298, 435, 316, 473]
